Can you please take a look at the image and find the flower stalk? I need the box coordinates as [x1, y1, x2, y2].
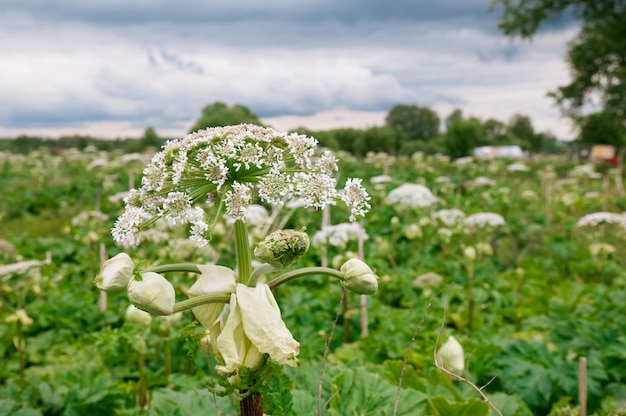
[235, 220, 252, 284]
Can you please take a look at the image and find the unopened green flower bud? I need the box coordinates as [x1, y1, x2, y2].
[254, 229, 310, 269]
[463, 246, 477, 262]
[436, 336, 465, 376]
[589, 242, 615, 258]
[94, 253, 135, 292]
[5, 309, 34, 326]
[125, 304, 152, 332]
[475, 242, 493, 257]
[340, 258, 378, 295]
[128, 272, 175, 316]
[404, 223, 422, 240]
[154, 311, 183, 337]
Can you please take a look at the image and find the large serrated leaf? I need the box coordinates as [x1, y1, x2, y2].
[429, 396, 491, 416]
[328, 366, 427, 416]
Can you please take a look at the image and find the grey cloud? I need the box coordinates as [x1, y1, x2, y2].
[1, 0, 496, 27]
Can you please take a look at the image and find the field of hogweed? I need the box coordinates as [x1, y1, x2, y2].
[1, 126, 626, 415]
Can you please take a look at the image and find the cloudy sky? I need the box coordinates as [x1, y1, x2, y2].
[0, 0, 579, 140]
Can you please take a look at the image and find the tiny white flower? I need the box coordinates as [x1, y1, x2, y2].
[224, 182, 252, 221]
[341, 178, 371, 221]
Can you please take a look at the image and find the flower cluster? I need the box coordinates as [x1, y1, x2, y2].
[463, 212, 506, 229]
[433, 208, 466, 226]
[575, 212, 626, 228]
[112, 124, 370, 247]
[312, 222, 368, 248]
[385, 183, 437, 208]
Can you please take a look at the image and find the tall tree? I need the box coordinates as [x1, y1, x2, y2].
[443, 118, 486, 159]
[385, 104, 440, 142]
[141, 126, 163, 149]
[507, 113, 541, 151]
[492, 0, 626, 119]
[445, 108, 463, 129]
[578, 111, 626, 148]
[189, 102, 264, 133]
[482, 118, 508, 144]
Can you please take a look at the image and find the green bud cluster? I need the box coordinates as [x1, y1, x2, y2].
[254, 229, 310, 269]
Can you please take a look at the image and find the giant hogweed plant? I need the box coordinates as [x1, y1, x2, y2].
[94, 124, 377, 415]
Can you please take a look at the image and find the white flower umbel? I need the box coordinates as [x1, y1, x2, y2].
[112, 124, 370, 247]
[463, 212, 506, 229]
[216, 283, 299, 375]
[312, 222, 368, 248]
[575, 212, 626, 228]
[385, 183, 437, 208]
[434, 209, 466, 227]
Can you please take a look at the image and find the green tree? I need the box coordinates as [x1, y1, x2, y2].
[482, 118, 508, 144]
[578, 111, 626, 148]
[492, 0, 626, 119]
[353, 126, 398, 156]
[443, 118, 486, 159]
[445, 108, 463, 129]
[140, 126, 163, 149]
[385, 104, 440, 142]
[189, 102, 264, 133]
[507, 114, 544, 152]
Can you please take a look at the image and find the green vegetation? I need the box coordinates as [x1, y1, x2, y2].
[1, 144, 625, 414]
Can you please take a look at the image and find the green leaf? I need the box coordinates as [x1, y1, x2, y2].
[328, 366, 427, 415]
[429, 396, 491, 416]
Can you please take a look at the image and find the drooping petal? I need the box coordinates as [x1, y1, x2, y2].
[215, 294, 264, 375]
[236, 284, 299, 367]
[188, 265, 236, 328]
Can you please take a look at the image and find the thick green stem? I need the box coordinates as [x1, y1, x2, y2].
[136, 336, 149, 413]
[164, 339, 172, 378]
[172, 293, 231, 313]
[267, 267, 344, 289]
[235, 220, 252, 285]
[467, 264, 474, 335]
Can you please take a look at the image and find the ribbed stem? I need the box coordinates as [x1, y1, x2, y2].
[248, 263, 277, 286]
[234, 220, 252, 285]
[267, 266, 344, 289]
[240, 391, 263, 416]
[143, 263, 201, 274]
[172, 293, 230, 313]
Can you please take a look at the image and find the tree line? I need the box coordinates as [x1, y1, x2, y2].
[1, 100, 623, 158]
[0, 101, 566, 157]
